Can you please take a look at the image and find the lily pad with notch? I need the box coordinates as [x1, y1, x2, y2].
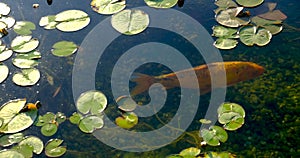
[45, 139, 66, 157]
[236, 0, 264, 7]
[200, 125, 228, 146]
[39, 15, 57, 30]
[239, 25, 272, 46]
[0, 63, 9, 83]
[76, 90, 107, 115]
[251, 16, 283, 35]
[18, 136, 44, 155]
[217, 102, 245, 130]
[11, 36, 39, 53]
[214, 0, 238, 14]
[116, 95, 137, 112]
[78, 115, 104, 133]
[12, 68, 40, 86]
[0, 133, 24, 147]
[55, 10, 90, 32]
[0, 16, 16, 29]
[0, 49, 13, 61]
[216, 7, 250, 27]
[179, 147, 201, 157]
[13, 21, 36, 35]
[91, 0, 126, 15]
[144, 0, 178, 9]
[0, 2, 11, 16]
[115, 112, 138, 129]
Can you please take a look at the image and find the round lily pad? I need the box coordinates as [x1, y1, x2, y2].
[213, 38, 238, 49]
[214, 0, 237, 14]
[179, 147, 201, 157]
[239, 25, 272, 46]
[78, 115, 104, 133]
[91, 0, 126, 15]
[0, 99, 27, 125]
[11, 36, 39, 53]
[12, 68, 40, 86]
[51, 41, 77, 57]
[18, 136, 44, 154]
[0, 49, 13, 61]
[212, 25, 239, 38]
[0, 3, 11, 15]
[0, 133, 24, 147]
[2, 110, 38, 133]
[144, 0, 178, 9]
[55, 10, 90, 32]
[115, 112, 138, 129]
[76, 90, 107, 115]
[69, 112, 82, 125]
[13, 21, 36, 35]
[12, 58, 39, 68]
[0, 16, 15, 28]
[200, 126, 228, 146]
[111, 9, 149, 35]
[0, 63, 9, 83]
[217, 103, 245, 131]
[216, 7, 250, 27]
[55, 112, 66, 124]
[0, 149, 24, 158]
[45, 139, 66, 158]
[217, 103, 245, 117]
[116, 95, 137, 112]
[41, 123, 58, 137]
[251, 16, 283, 35]
[39, 15, 57, 30]
[236, 0, 264, 7]
[35, 112, 56, 127]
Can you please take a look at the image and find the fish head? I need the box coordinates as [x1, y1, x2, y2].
[237, 62, 265, 80]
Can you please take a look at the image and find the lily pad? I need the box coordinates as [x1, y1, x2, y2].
[218, 103, 245, 117]
[13, 21, 36, 35]
[0, 3, 11, 16]
[0, 49, 13, 61]
[45, 139, 67, 157]
[51, 41, 78, 57]
[78, 115, 104, 133]
[200, 126, 228, 146]
[69, 112, 82, 125]
[12, 58, 39, 69]
[35, 112, 56, 127]
[144, 0, 178, 9]
[41, 123, 58, 136]
[55, 112, 66, 124]
[217, 103, 245, 130]
[55, 10, 90, 32]
[179, 147, 201, 157]
[18, 136, 44, 154]
[0, 16, 15, 28]
[199, 119, 212, 124]
[251, 16, 283, 35]
[212, 25, 239, 38]
[111, 9, 149, 35]
[239, 25, 272, 46]
[214, 38, 238, 49]
[116, 95, 137, 112]
[0, 99, 26, 125]
[76, 90, 107, 115]
[115, 112, 138, 129]
[216, 7, 250, 27]
[12, 68, 40, 86]
[39, 15, 57, 30]
[12, 144, 33, 158]
[0, 63, 9, 83]
[236, 0, 264, 7]
[214, 0, 238, 14]
[91, 0, 126, 15]
[11, 36, 39, 53]
[0, 133, 24, 147]
[0, 149, 24, 158]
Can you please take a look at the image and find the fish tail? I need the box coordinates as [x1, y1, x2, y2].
[130, 73, 156, 96]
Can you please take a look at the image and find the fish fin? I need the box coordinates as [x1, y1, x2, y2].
[130, 73, 156, 96]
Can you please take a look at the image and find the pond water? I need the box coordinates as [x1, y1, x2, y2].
[0, 0, 299, 157]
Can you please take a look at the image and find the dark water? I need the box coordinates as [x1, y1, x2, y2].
[0, 0, 299, 157]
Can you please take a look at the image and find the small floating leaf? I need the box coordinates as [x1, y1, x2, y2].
[0, 16, 15, 28]
[0, 3, 11, 16]
[41, 123, 58, 136]
[239, 25, 272, 46]
[217, 103, 245, 130]
[179, 147, 201, 157]
[11, 36, 39, 53]
[111, 9, 149, 35]
[212, 25, 239, 38]
[214, 0, 237, 14]
[0, 99, 26, 125]
[12, 144, 33, 158]
[236, 0, 264, 7]
[200, 126, 228, 146]
[116, 95, 137, 112]
[55, 10, 90, 32]
[0, 149, 24, 158]
[213, 38, 238, 49]
[35, 112, 56, 127]
[45, 139, 66, 157]
[0, 49, 13, 61]
[39, 15, 57, 30]
[115, 112, 138, 129]
[0, 63, 9, 83]
[69, 112, 82, 125]
[12, 58, 39, 69]
[199, 119, 212, 124]
[55, 112, 66, 124]
[0, 133, 24, 147]
[78, 115, 104, 133]
[251, 16, 283, 35]
[51, 41, 77, 57]
[91, 0, 126, 15]
[12, 68, 40, 86]
[13, 21, 36, 35]
[76, 90, 107, 115]
[144, 0, 178, 9]
[2, 110, 38, 133]
[216, 7, 250, 27]
[18, 136, 44, 154]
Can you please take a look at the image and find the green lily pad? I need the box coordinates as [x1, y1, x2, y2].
[217, 103, 245, 130]
[236, 0, 264, 7]
[179, 147, 201, 157]
[203, 151, 235, 158]
[115, 112, 138, 129]
[214, 0, 238, 14]
[55, 10, 90, 32]
[0, 133, 24, 147]
[12, 58, 39, 69]
[218, 103, 245, 117]
[91, 0, 126, 15]
[11, 36, 39, 53]
[35, 112, 56, 127]
[214, 38, 238, 49]
[166, 154, 183, 158]
[0, 149, 24, 158]
[212, 25, 239, 38]
[251, 16, 283, 35]
[69, 112, 82, 125]
[199, 119, 212, 124]
[0, 63, 9, 83]
[216, 7, 250, 27]
[39, 15, 57, 30]
[239, 25, 272, 46]
[78, 115, 104, 133]
[76, 90, 107, 115]
[0, 49, 13, 61]
[0, 99, 26, 125]
[111, 9, 149, 35]
[144, 0, 178, 9]
[13, 21, 36, 35]
[12, 68, 40, 86]
[0, 3, 11, 16]
[55, 112, 66, 124]
[12, 144, 33, 158]
[51, 41, 77, 57]
[116, 95, 137, 112]
[41, 123, 58, 137]
[18, 136, 44, 154]
[45, 139, 66, 157]
[200, 126, 228, 146]
[0, 16, 16, 28]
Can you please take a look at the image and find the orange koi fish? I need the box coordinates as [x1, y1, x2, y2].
[130, 61, 264, 95]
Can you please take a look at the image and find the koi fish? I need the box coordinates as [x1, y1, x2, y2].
[130, 61, 264, 95]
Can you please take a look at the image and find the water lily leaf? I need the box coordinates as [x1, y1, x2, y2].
[111, 9, 149, 35]
[0, 16, 15, 28]
[204, 151, 235, 158]
[39, 15, 57, 30]
[236, 0, 264, 7]
[223, 116, 244, 131]
[51, 41, 77, 57]
[12, 58, 39, 69]
[258, 10, 287, 21]
[76, 90, 107, 115]
[91, 0, 126, 15]
[55, 112, 66, 124]
[214, 0, 238, 14]
[216, 7, 250, 27]
[199, 119, 212, 124]
[35, 112, 56, 127]
[144, 0, 178, 9]
[239, 25, 272, 46]
[13, 21, 36, 35]
[0, 133, 24, 147]
[45, 139, 66, 158]
[55, 10, 90, 32]
[213, 38, 238, 50]
[11, 36, 39, 53]
[12, 68, 40, 86]
[0, 99, 26, 125]
[18, 136, 44, 154]
[212, 25, 239, 38]
[200, 126, 228, 146]
[115, 112, 138, 129]
[0, 149, 24, 158]
[251, 16, 283, 35]
[41, 123, 58, 136]
[0, 63, 9, 83]
[12, 144, 33, 158]
[218, 103, 245, 117]
[0, 3, 11, 16]
[166, 155, 183, 158]
[78, 115, 104, 133]
[217, 103, 245, 130]
[69, 112, 82, 125]
[0, 49, 13, 61]
[179, 147, 201, 157]
[116, 95, 137, 112]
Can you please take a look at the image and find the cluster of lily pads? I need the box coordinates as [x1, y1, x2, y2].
[212, 0, 287, 49]
[35, 112, 66, 136]
[166, 147, 235, 158]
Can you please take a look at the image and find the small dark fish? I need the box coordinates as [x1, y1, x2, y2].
[47, 0, 52, 5]
[177, 0, 184, 7]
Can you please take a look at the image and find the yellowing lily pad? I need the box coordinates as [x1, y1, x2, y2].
[236, 0, 264, 7]
[239, 25, 272, 46]
[0, 49, 13, 61]
[216, 7, 250, 27]
[0, 3, 11, 16]
[111, 9, 149, 35]
[144, 0, 178, 9]
[39, 15, 57, 30]
[0, 63, 9, 83]
[76, 90, 107, 115]
[11, 36, 39, 53]
[13, 21, 36, 35]
[91, 0, 126, 15]
[0, 133, 24, 147]
[115, 112, 138, 129]
[0, 16, 15, 28]
[0, 150, 24, 158]
[51, 41, 77, 57]
[12, 68, 40, 86]
[55, 10, 90, 32]
[179, 147, 201, 157]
